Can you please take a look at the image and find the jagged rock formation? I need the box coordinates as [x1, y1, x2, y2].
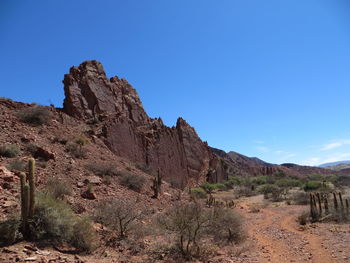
[62, 60, 338, 185]
[63, 61, 226, 186]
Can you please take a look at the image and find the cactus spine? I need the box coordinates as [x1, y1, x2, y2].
[28, 158, 35, 218]
[151, 168, 162, 199]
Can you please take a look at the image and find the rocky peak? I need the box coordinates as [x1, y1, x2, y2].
[63, 60, 148, 122]
[62, 61, 229, 186]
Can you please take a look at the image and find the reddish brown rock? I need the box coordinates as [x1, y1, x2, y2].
[81, 190, 97, 200]
[33, 147, 55, 161]
[63, 61, 227, 186]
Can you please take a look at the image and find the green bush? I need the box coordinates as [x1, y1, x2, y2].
[213, 183, 227, 191]
[257, 184, 283, 201]
[274, 172, 286, 178]
[275, 178, 301, 188]
[303, 180, 323, 191]
[0, 144, 20, 158]
[251, 176, 268, 185]
[201, 183, 217, 193]
[17, 107, 51, 126]
[223, 176, 242, 189]
[30, 192, 96, 252]
[189, 188, 207, 199]
[201, 183, 227, 193]
[119, 173, 145, 192]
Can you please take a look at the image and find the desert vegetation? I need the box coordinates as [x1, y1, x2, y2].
[0, 159, 96, 252]
[17, 106, 51, 126]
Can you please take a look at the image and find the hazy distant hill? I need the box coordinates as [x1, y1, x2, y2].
[319, 160, 350, 168]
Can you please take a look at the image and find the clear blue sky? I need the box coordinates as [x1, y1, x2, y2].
[1, 0, 350, 166]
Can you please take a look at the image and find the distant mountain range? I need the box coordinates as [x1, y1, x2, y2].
[319, 160, 350, 167]
[209, 148, 338, 178]
[318, 161, 350, 171]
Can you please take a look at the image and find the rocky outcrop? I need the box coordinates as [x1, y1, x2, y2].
[63, 61, 227, 186]
[63, 60, 148, 122]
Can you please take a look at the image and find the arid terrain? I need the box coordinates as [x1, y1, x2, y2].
[0, 61, 349, 263]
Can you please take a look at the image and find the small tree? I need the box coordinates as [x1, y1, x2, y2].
[94, 199, 144, 239]
[157, 202, 212, 258]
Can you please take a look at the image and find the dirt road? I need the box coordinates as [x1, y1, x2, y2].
[238, 196, 348, 263]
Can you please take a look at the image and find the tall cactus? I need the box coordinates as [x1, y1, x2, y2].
[22, 184, 30, 237]
[19, 173, 28, 235]
[324, 196, 329, 214]
[151, 168, 162, 199]
[28, 158, 35, 218]
[316, 192, 322, 215]
[333, 192, 338, 211]
[19, 159, 36, 237]
[338, 192, 344, 210]
[310, 193, 317, 221]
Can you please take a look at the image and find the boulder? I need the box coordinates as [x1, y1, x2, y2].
[33, 147, 55, 161]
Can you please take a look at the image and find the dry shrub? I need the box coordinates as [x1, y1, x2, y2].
[297, 211, 309, 225]
[17, 107, 51, 126]
[233, 186, 254, 198]
[30, 192, 97, 253]
[65, 143, 87, 159]
[86, 162, 118, 177]
[94, 199, 145, 239]
[45, 177, 72, 199]
[157, 202, 245, 260]
[209, 207, 245, 244]
[0, 144, 20, 158]
[6, 159, 27, 172]
[119, 173, 145, 192]
[0, 218, 22, 247]
[292, 191, 309, 205]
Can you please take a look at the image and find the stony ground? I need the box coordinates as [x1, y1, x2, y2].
[1, 194, 349, 263]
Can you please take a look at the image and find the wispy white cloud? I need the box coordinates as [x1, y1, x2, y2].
[274, 150, 296, 162]
[256, 146, 269, 152]
[302, 157, 321, 166]
[321, 139, 350, 151]
[322, 152, 350, 163]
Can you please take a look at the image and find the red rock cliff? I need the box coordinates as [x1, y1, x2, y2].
[63, 61, 227, 186]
